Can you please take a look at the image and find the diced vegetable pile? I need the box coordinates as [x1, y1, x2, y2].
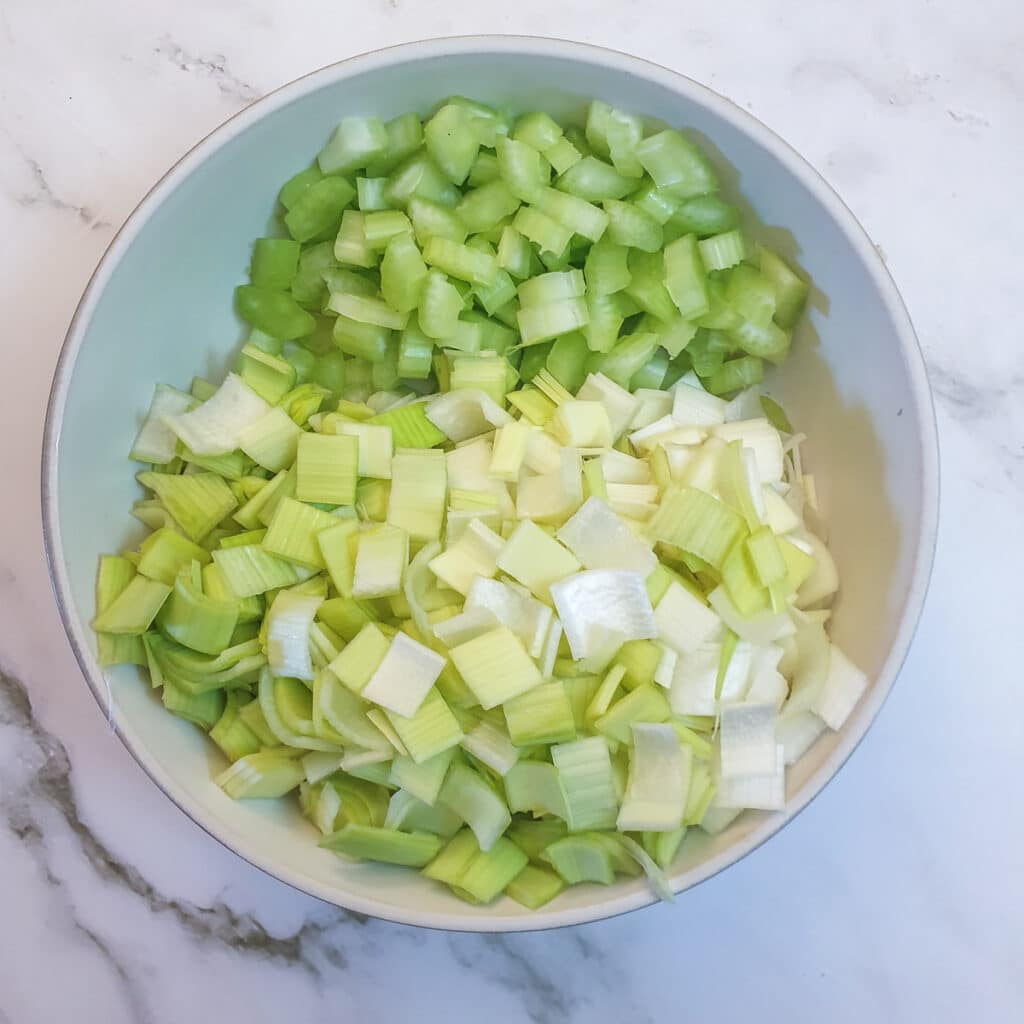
[92, 97, 868, 910]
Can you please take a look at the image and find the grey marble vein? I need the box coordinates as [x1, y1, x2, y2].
[153, 37, 258, 104]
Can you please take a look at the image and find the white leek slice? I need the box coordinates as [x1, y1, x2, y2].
[361, 631, 446, 718]
[719, 702, 777, 778]
[555, 497, 658, 576]
[777, 709, 827, 764]
[711, 418, 785, 483]
[548, 400, 613, 449]
[793, 531, 840, 607]
[744, 666, 788, 710]
[629, 414, 704, 453]
[812, 644, 867, 730]
[464, 577, 552, 657]
[461, 719, 520, 776]
[671, 380, 727, 426]
[433, 606, 500, 648]
[576, 372, 639, 439]
[713, 743, 785, 810]
[266, 589, 324, 681]
[428, 519, 504, 595]
[130, 384, 193, 463]
[654, 581, 723, 654]
[550, 570, 657, 663]
[723, 386, 763, 422]
[616, 723, 688, 831]
[762, 485, 801, 533]
[707, 586, 796, 645]
[628, 388, 673, 430]
[426, 388, 512, 442]
[163, 373, 270, 456]
[653, 643, 677, 689]
[669, 641, 752, 716]
[599, 448, 651, 483]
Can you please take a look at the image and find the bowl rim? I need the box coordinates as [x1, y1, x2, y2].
[41, 34, 939, 932]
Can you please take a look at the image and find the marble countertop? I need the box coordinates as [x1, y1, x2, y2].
[2, 2, 1021, 1021]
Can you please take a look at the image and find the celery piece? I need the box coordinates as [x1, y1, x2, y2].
[663, 233, 711, 320]
[423, 103, 480, 185]
[320, 823, 442, 867]
[505, 863, 565, 909]
[448, 626, 543, 710]
[533, 187, 608, 243]
[236, 285, 316, 341]
[512, 206, 572, 258]
[284, 177, 356, 243]
[387, 448, 447, 542]
[543, 834, 616, 885]
[327, 292, 407, 331]
[698, 229, 745, 272]
[250, 238, 300, 291]
[503, 681, 577, 746]
[672, 194, 739, 236]
[729, 316, 791, 364]
[362, 209, 413, 251]
[594, 332, 660, 389]
[438, 762, 511, 851]
[366, 112, 424, 177]
[496, 137, 547, 203]
[279, 165, 323, 210]
[496, 519, 581, 603]
[332, 315, 392, 362]
[380, 232, 428, 313]
[217, 748, 307, 799]
[624, 251, 676, 323]
[604, 200, 663, 253]
[138, 472, 237, 543]
[758, 248, 808, 329]
[423, 237, 498, 288]
[385, 153, 460, 209]
[551, 735, 618, 831]
[635, 130, 717, 198]
[91, 575, 171, 635]
[584, 239, 631, 296]
[318, 116, 387, 175]
[295, 433, 358, 506]
[457, 180, 521, 234]
[557, 156, 635, 202]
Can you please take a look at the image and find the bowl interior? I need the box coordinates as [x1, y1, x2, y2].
[45, 39, 935, 929]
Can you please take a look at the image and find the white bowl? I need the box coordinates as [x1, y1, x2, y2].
[42, 36, 939, 930]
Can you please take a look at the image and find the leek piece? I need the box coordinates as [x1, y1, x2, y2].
[464, 577, 553, 659]
[556, 497, 658, 576]
[422, 828, 480, 886]
[369, 402, 445, 449]
[618, 723, 688, 831]
[438, 761, 510, 851]
[362, 631, 446, 718]
[217, 751, 305, 799]
[295, 432, 359, 506]
[236, 407, 302, 473]
[137, 528, 210, 586]
[507, 818, 568, 862]
[552, 735, 618, 831]
[94, 556, 147, 666]
[209, 693, 262, 763]
[328, 622, 391, 694]
[314, 671, 389, 751]
[503, 681, 577, 746]
[594, 683, 671, 744]
[543, 835, 616, 885]
[266, 588, 323, 680]
[647, 485, 747, 570]
[316, 518, 359, 597]
[389, 747, 457, 805]
[92, 575, 171, 634]
[551, 569, 657, 665]
[352, 525, 408, 599]
[130, 384, 192, 464]
[138, 472, 237, 543]
[495, 520, 581, 603]
[387, 449, 447, 542]
[654, 580, 723, 654]
[448, 626, 543, 710]
[157, 568, 238, 655]
[503, 760, 569, 818]
[428, 520, 503, 596]
[385, 687, 463, 763]
[161, 676, 224, 728]
[262, 497, 337, 569]
[505, 863, 565, 909]
[456, 836, 529, 903]
[812, 645, 867, 730]
[212, 543, 315, 597]
[320, 823, 442, 867]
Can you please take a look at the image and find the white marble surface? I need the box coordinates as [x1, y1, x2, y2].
[1, 2, 1021, 1021]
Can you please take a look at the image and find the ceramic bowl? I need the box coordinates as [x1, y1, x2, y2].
[42, 36, 938, 930]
